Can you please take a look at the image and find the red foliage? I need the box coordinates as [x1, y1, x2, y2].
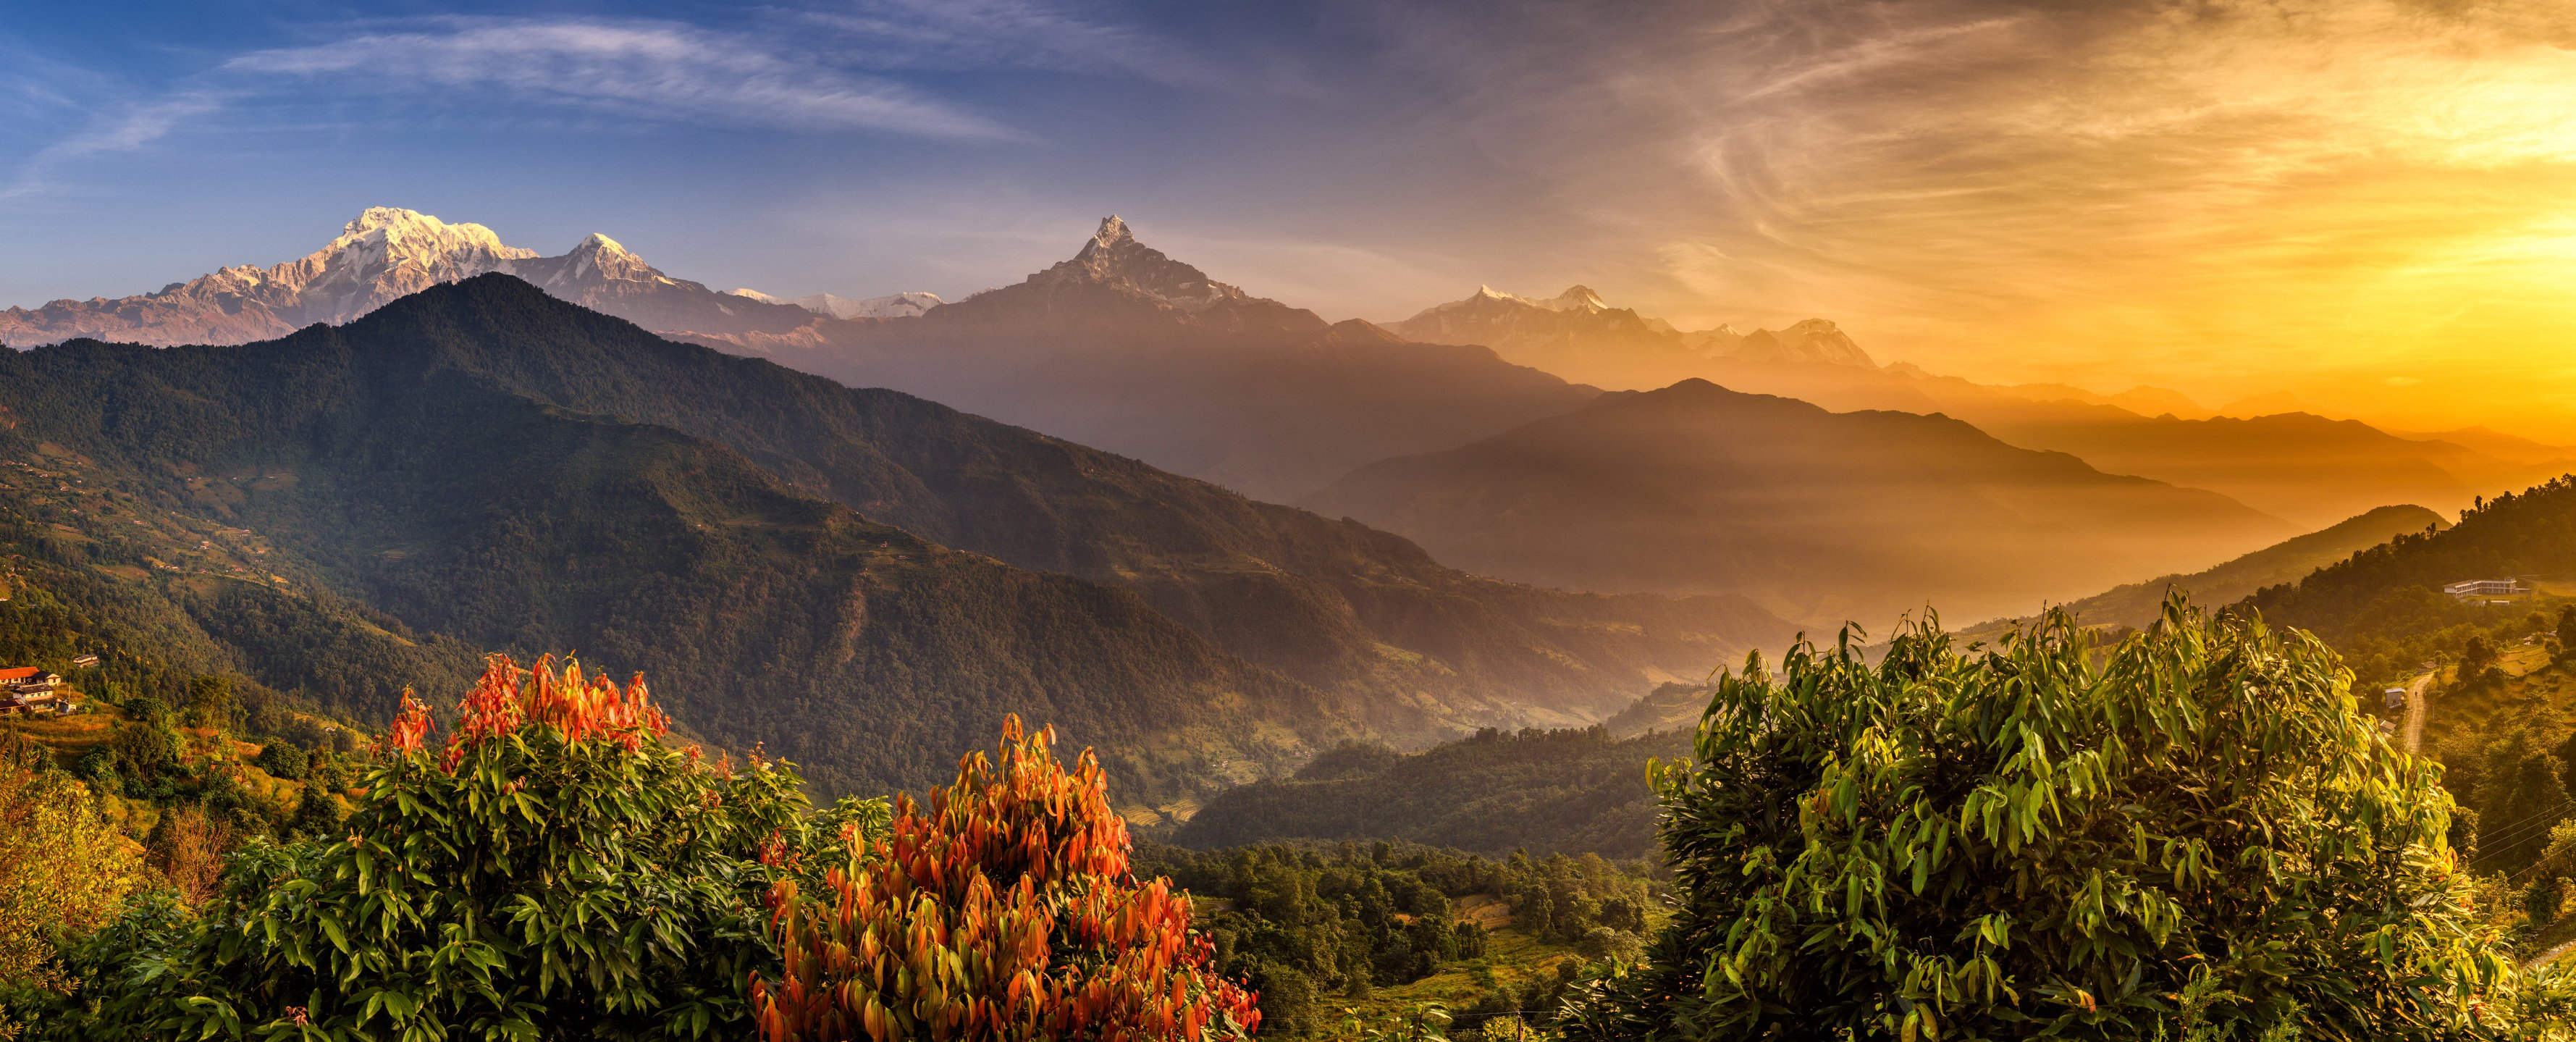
[386, 654, 671, 774]
[375, 691, 435, 758]
[752, 717, 1260, 1042]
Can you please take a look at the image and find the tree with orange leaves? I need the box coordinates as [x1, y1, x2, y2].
[753, 717, 1260, 1042]
[53, 655, 822, 1041]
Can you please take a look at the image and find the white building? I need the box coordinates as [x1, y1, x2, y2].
[2443, 579, 2525, 599]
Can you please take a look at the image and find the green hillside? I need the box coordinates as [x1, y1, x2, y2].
[2244, 477, 2576, 686]
[0, 446, 482, 720]
[0, 319, 1346, 799]
[1177, 726, 1692, 859]
[288, 274, 1787, 732]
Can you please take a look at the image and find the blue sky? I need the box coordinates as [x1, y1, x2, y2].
[1, 1, 1579, 319]
[7, 1, 2576, 436]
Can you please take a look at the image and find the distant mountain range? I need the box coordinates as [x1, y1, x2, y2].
[1386, 285, 1874, 391]
[724, 288, 944, 320]
[749, 217, 1604, 500]
[12, 204, 2570, 629]
[1379, 282, 2576, 529]
[0, 276, 1790, 801]
[0, 208, 859, 348]
[1302, 379, 2297, 626]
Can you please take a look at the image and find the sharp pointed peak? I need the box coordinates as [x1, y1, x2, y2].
[571, 232, 631, 256]
[1093, 215, 1133, 248]
[1553, 285, 1607, 309]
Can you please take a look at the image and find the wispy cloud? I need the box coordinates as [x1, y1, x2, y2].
[224, 18, 1022, 140]
[1355, 0, 2576, 431]
[4, 6, 1194, 201]
[1, 91, 225, 202]
[800, 0, 1226, 85]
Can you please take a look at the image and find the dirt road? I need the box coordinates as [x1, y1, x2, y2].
[2530, 934, 2576, 971]
[2402, 668, 2436, 755]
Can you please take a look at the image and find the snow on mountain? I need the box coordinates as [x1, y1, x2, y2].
[0, 208, 817, 348]
[1035, 214, 1259, 313]
[1392, 284, 1877, 375]
[927, 216, 1323, 335]
[1718, 319, 1876, 369]
[725, 288, 946, 320]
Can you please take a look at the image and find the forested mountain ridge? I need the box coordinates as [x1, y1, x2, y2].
[297, 274, 1786, 728]
[2242, 475, 2576, 683]
[0, 445, 483, 722]
[0, 321, 1357, 799]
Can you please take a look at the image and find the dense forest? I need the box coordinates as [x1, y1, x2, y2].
[1177, 727, 1692, 859]
[0, 310, 1367, 800]
[1132, 841, 1659, 1034]
[272, 274, 1788, 732]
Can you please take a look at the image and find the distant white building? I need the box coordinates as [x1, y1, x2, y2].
[2443, 579, 2525, 599]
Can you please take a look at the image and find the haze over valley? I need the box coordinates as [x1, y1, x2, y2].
[9, 3, 2576, 1034]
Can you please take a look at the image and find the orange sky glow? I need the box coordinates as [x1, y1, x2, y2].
[1331, 0, 2576, 440]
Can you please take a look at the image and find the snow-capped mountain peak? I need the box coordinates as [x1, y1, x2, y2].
[724, 288, 946, 320]
[1547, 285, 1608, 311]
[1035, 215, 1255, 314]
[322, 207, 536, 272]
[1086, 215, 1135, 255]
[1, 206, 822, 348]
[555, 232, 665, 285]
[1439, 284, 1610, 316]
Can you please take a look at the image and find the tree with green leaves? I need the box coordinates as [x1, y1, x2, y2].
[1562, 599, 2572, 1041]
[251, 739, 307, 781]
[49, 655, 824, 1041]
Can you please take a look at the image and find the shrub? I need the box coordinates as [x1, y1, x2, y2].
[751, 717, 1260, 1042]
[1562, 600, 2566, 1041]
[1575, 927, 1639, 965]
[141, 804, 233, 907]
[0, 766, 148, 1038]
[251, 739, 306, 781]
[58, 654, 819, 1040]
[107, 721, 180, 778]
[282, 781, 345, 841]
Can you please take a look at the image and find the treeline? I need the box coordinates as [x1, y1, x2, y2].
[1177, 726, 1693, 859]
[2244, 476, 2576, 685]
[1132, 840, 1659, 1034]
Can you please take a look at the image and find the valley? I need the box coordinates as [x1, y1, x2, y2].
[7, 211, 2576, 1037]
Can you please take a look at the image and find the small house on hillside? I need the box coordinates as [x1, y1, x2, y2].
[0, 666, 64, 715]
[2383, 687, 2407, 710]
[2443, 579, 2525, 599]
[70, 654, 98, 667]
